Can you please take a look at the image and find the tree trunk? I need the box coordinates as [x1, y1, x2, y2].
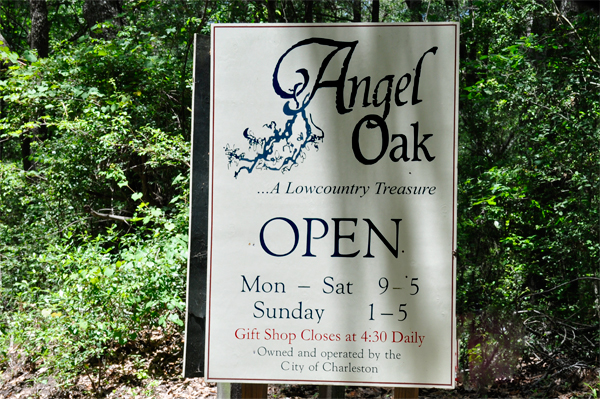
[25, 0, 49, 171]
[83, 0, 122, 26]
[405, 0, 422, 21]
[372, 0, 380, 22]
[304, 0, 313, 23]
[0, 32, 8, 163]
[21, 135, 32, 171]
[83, 0, 123, 37]
[28, 0, 49, 58]
[353, 0, 361, 22]
[265, 0, 276, 23]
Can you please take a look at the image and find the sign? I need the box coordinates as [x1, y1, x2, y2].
[204, 23, 458, 388]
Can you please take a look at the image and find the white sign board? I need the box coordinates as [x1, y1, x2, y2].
[206, 23, 458, 388]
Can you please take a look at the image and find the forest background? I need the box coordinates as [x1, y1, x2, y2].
[0, 0, 598, 398]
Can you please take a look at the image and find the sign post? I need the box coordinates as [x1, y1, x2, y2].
[187, 22, 459, 390]
[184, 33, 210, 378]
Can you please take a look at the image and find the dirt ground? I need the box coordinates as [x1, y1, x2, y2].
[2, 367, 598, 398]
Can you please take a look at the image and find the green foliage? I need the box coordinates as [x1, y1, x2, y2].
[0, 0, 194, 388]
[0, 0, 597, 393]
[1, 229, 187, 382]
[456, 0, 599, 387]
[582, 381, 600, 399]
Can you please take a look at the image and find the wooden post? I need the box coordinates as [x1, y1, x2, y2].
[216, 383, 238, 399]
[183, 33, 211, 378]
[240, 383, 268, 398]
[318, 385, 345, 398]
[393, 387, 419, 399]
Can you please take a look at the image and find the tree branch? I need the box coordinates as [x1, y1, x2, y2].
[84, 205, 131, 223]
[552, 2, 600, 69]
[521, 277, 600, 298]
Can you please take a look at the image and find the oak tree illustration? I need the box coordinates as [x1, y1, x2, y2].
[225, 38, 357, 178]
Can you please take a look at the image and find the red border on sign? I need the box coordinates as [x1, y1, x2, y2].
[206, 23, 459, 388]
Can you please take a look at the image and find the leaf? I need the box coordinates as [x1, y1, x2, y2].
[473, 196, 497, 206]
[22, 50, 37, 63]
[104, 266, 115, 277]
[7, 52, 18, 63]
[131, 192, 143, 201]
[168, 313, 184, 326]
